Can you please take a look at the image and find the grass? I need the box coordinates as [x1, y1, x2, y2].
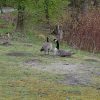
[0, 15, 100, 100]
[0, 37, 100, 100]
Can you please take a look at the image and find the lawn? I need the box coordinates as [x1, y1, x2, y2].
[0, 38, 100, 100]
[0, 13, 100, 100]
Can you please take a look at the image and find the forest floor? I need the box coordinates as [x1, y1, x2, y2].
[0, 39, 100, 100]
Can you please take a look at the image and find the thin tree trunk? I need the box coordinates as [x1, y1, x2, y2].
[16, 2, 25, 33]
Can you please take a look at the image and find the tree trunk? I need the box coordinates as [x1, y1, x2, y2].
[16, 2, 25, 33]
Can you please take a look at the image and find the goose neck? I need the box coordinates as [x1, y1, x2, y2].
[56, 40, 59, 50]
[47, 37, 49, 42]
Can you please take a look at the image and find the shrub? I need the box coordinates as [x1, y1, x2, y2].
[67, 9, 100, 52]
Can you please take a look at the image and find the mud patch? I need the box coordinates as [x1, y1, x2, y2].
[23, 58, 99, 87]
[59, 74, 91, 86]
[6, 52, 33, 57]
[24, 59, 42, 66]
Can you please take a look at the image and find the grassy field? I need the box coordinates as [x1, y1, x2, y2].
[0, 13, 100, 100]
[0, 37, 100, 100]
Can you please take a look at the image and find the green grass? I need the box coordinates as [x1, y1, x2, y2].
[0, 37, 100, 100]
[0, 15, 100, 100]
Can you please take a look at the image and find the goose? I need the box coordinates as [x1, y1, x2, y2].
[53, 39, 75, 57]
[40, 37, 53, 54]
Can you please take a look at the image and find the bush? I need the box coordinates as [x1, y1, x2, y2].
[68, 9, 100, 52]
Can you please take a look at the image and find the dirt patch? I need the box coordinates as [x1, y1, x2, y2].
[6, 52, 33, 57]
[24, 60, 100, 87]
[22, 54, 100, 87]
[59, 74, 91, 86]
[24, 59, 42, 66]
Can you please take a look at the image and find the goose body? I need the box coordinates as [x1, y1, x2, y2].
[53, 39, 74, 57]
[56, 49, 74, 57]
[40, 37, 53, 54]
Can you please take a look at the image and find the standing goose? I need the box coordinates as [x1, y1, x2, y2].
[40, 37, 53, 54]
[53, 39, 75, 57]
